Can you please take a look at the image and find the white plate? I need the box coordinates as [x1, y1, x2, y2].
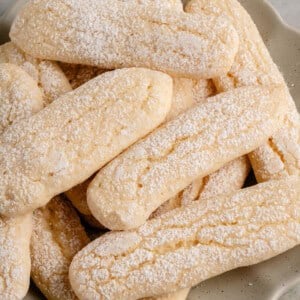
[0, 1, 299, 299]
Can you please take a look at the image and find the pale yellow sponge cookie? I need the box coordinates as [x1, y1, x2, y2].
[10, 0, 239, 78]
[70, 177, 300, 299]
[0, 68, 172, 217]
[31, 196, 89, 300]
[87, 85, 287, 230]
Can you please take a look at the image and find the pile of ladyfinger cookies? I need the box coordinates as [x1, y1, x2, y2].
[0, 0, 299, 299]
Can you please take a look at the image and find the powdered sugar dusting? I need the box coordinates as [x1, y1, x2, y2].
[186, 0, 300, 182]
[88, 85, 286, 230]
[0, 68, 172, 217]
[10, 0, 239, 78]
[70, 177, 300, 299]
[31, 196, 89, 300]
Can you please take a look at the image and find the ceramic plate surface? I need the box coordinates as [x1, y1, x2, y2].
[0, 0, 299, 299]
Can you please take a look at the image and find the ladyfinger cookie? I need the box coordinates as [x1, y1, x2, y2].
[0, 63, 43, 134]
[0, 214, 32, 300]
[71, 176, 300, 300]
[31, 196, 90, 300]
[87, 85, 286, 230]
[186, 0, 300, 182]
[10, 0, 239, 79]
[0, 68, 172, 217]
[0, 42, 71, 104]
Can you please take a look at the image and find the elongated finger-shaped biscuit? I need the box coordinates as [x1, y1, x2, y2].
[58, 0, 183, 89]
[186, 0, 300, 182]
[31, 196, 89, 300]
[0, 63, 43, 134]
[71, 176, 300, 299]
[153, 156, 250, 218]
[0, 68, 172, 217]
[0, 214, 32, 300]
[0, 42, 71, 104]
[10, 0, 239, 79]
[87, 85, 287, 230]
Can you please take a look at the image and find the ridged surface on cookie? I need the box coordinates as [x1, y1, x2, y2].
[149, 156, 250, 300]
[0, 63, 43, 134]
[186, 0, 300, 182]
[10, 0, 239, 78]
[31, 196, 89, 300]
[0, 68, 172, 217]
[71, 177, 300, 299]
[0, 214, 32, 300]
[153, 156, 250, 218]
[87, 85, 286, 230]
[0, 42, 71, 104]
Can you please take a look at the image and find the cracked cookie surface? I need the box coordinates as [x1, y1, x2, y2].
[87, 85, 286, 230]
[10, 0, 239, 78]
[71, 177, 300, 300]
